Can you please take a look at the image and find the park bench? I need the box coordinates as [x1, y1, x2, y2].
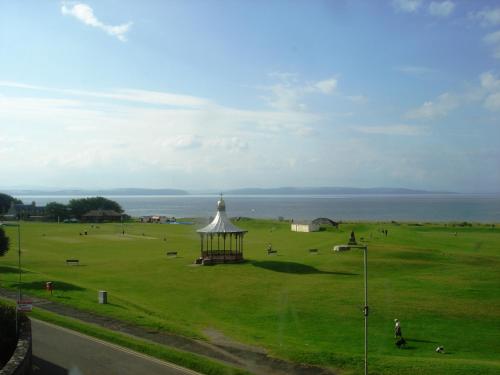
[66, 259, 79, 266]
[166, 251, 178, 257]
[309, 248, 318, 254]
[267, 249, 278, 255]
[333, 245, 350, 252]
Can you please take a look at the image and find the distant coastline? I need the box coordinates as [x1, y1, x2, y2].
[3, 188, 189, 196]
[221, 187, 456, 195]
[3, 186, 457, 196]
[6, 193, 500, 222]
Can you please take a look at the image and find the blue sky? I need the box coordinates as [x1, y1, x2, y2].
[0, 0, 499, 192]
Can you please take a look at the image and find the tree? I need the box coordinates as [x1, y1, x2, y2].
[68, 197, 123, 218]
[0, 227, 9, 256]
[45, 202, 71, 221]
[0, 193, 22, 215]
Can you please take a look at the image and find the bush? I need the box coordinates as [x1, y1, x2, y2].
[0, 193, 22, 215]
[68, 197, 124, 219]
[0, 304, 17, 367]
[0, 227, 9, 257]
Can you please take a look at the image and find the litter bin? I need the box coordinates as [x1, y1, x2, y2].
[98, 290, 107, 304]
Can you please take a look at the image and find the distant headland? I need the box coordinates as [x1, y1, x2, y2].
[221, 187, 456, 195]
[4, 186, 456, 196]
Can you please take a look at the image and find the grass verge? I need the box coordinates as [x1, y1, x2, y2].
[0, 299, 249, 375]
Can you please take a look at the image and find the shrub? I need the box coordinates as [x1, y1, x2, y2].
[0, 304, 17, 367]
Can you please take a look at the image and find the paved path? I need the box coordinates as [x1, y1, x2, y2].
[31, 319, 201, 375]
[1, 288, 335, 375]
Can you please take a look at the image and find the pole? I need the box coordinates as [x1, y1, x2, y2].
[363, 246, 368, 375]
[16, 224, 21, 338]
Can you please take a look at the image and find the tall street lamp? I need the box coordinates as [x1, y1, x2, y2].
[0, 222, 22, 338]
[334, 234, 368, 375]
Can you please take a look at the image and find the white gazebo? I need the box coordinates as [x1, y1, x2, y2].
[196, 197, 247, 264]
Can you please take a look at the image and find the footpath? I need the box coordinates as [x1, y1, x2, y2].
[0, 288, 335, 375]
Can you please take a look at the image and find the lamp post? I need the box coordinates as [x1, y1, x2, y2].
[0, 222, 22, 338]
[334, 239, 368, 375]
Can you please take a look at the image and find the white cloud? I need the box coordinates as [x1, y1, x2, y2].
[309, 78, 338, 94]
[392, 0, 423, 13]
[0, 80, 325, 187]
[484, 92, 500, 111]
[480, 72, 500, 111]
[405, 92, 459, 120]
[0, 81, 45, 90]
[354, 124, 423, 136]
[262, 74, 338, 111]
[87, 88, 210, 108]
[346, 95, 368, 103]
[404, 72, 500, 118]
[428, 1, 455, 17]
[484, 30, 500, 44]
[61, 2, 132, 42]
[480, 72, 500, 91]
[162, 135, 203, 150]
[0, 81, 210, 108]
[205, 137, 249, 152]
[264, 82, 306, 111]
[472, 7, 500, 27]
[484, 30, 500, 59]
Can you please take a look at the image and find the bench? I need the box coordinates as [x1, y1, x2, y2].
[66, 259, 79, 266]
[166, 251, 178, 257]
[333, 245, 350, 252]
[267, 249, 278, 255]
[309, 248, 318, 254]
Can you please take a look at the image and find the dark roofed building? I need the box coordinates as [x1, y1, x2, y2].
[7, 201, 46, 220]
[312, 218, 339, 228]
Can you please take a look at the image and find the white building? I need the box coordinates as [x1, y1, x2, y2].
[291, 222, 320, 232]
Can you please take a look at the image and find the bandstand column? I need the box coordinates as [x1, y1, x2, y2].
[200, 234, 204, 257]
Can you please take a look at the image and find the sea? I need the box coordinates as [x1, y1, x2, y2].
[16, 194, 500, 223]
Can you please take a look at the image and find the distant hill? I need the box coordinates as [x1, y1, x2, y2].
[4, 186, 456, 196]
[6, 188, 189, 196]
[222, 187, 455, 195]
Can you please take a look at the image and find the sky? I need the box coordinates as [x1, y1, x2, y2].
[0, 0, 499, 193]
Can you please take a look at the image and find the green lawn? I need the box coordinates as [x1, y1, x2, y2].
[1, 220, 499, 374]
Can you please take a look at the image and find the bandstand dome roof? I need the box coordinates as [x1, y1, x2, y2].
[197, 197, 247, 234]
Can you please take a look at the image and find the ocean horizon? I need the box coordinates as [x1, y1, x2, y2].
[14, 193, 500, 223]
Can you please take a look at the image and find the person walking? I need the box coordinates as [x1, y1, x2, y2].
[394, 318, 402, 338]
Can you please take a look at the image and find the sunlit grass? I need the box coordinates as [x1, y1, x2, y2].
[1, 220, 499, 374]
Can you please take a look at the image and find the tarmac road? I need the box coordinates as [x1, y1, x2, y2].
[31, 319, 202, 375]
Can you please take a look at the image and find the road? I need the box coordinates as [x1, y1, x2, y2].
[31, 319, 202, 375]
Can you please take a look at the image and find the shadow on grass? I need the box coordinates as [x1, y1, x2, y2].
[106, 302, 126, 310]
[250, 260, 358, 275]
[407, 338, 438, 344]
[0, 266, 30, 274]
[21, 281, 85, 292]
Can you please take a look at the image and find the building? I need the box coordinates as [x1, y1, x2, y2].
[312, 217, 339, 228]
[6, 201, 46, 220]
[140, 216, 176, 223]
[196, 197, 247, 265]
[291, 222, 320, 232]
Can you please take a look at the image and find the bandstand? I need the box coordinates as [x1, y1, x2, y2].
[196, 197, 247, 264]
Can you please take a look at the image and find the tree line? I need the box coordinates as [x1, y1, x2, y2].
[46, 197, 124, 220]
[0, 193, 123, 221]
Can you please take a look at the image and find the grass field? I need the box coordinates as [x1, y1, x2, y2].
[1, 220, 499, 374]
